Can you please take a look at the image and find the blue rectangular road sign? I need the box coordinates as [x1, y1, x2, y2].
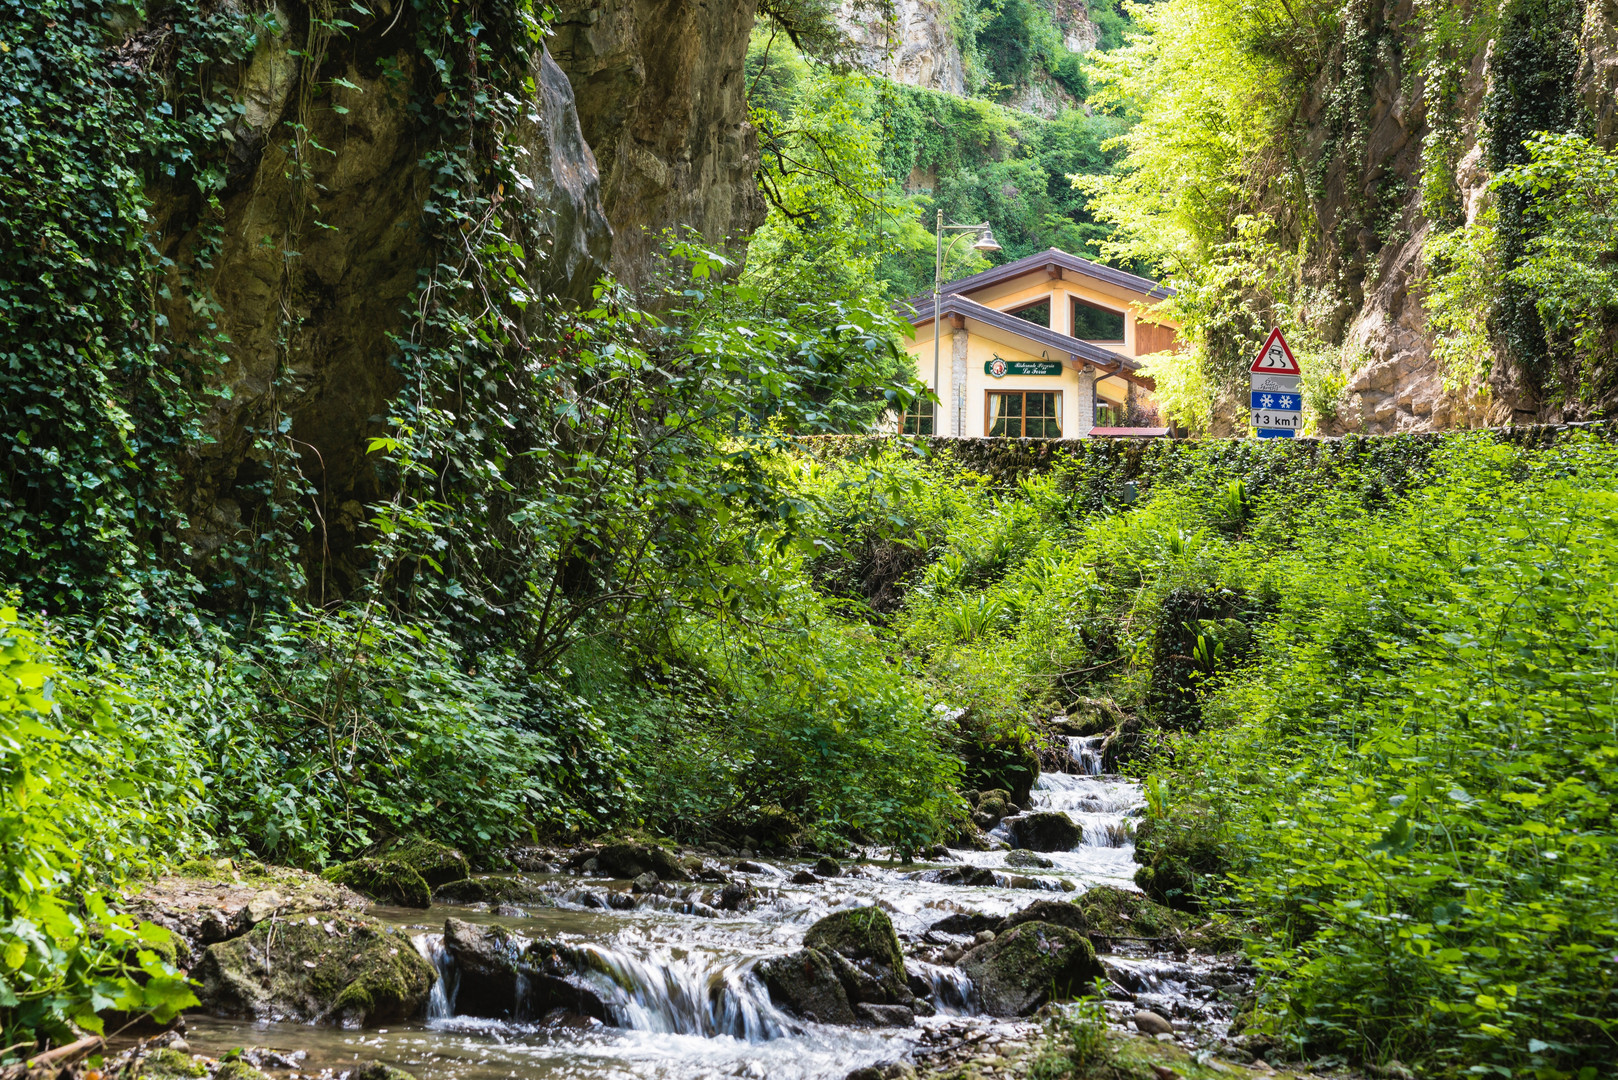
[1249, 390, 1302, 411]
[1256, 428, 1295, 438]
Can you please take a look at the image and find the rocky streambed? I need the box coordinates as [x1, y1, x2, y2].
[121, 739, 1330, 1080]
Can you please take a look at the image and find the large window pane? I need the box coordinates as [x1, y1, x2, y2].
[1009, 300, 1050, 329]
[988, 391, 1060, 438]
[1072, 298, 1126, 340]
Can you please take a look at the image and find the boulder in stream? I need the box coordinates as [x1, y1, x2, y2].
[442, 918, 614, 1022]
[1007, 811, 1082, 852]
[369, 837, 470, 888]
[957, 920, 1102, 1016]
[802, 906, 911, 1005]
[594, 841, 689, 881]
[194, 914, 435, 1024]
[754, 948, 856, 1025]
[434, 875, 550, 905]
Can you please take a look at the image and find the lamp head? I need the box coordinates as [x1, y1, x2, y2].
[973, 226, 1002, 253]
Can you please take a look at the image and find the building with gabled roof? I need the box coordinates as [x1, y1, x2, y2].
[898, 248, 1179, 438]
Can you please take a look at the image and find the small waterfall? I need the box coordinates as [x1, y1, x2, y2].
[1068, 735, 1105, 776]
[909, 961, 975, 1015]
[418, 929, 795, 1042]
[414, 934, 458, 1021]
[569, 946, 795, 1041]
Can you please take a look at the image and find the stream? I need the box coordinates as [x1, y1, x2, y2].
[183, 737, 1247, 1080]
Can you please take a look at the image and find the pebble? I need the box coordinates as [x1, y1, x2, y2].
[1131, 1009, 1173, 1035]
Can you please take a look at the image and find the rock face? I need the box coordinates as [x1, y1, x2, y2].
[550, 0, 766, 283]
[837, 0, 966, 94]
[194, 915, 435, 1024]
[141, 0, 763, 583]
[957, 921, 1101, 1016]
[1007, 811, 1081, 852]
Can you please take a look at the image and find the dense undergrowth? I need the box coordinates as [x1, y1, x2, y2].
[792, 429, 1618, 1078]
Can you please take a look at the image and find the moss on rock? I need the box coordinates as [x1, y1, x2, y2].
[194, 914, 435, 1024]
[139, 1049, 207, 1079]
[803, 906, 910, 1004]
[321, 857, 431, 908]
[594, 842, 687, 881]
[958, 921, 1101, 1016]
[433, 875, 551, 905]
[372, 837, 471, 888]
[214, 1062, 271, 1080]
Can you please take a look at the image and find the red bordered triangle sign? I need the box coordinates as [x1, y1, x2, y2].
[1249, 327, 1301, 375]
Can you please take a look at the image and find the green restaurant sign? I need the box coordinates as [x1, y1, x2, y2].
[986, 356, 1063, 377]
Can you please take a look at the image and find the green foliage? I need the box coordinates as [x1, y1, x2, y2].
[1422, 210, 1501, 394]
[0, 609, 198, 1051]
[0, 0, 266, 612]
[1030, 997, 1111, 1078]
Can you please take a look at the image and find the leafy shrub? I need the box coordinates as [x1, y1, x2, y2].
[0, 609, 197, 1051]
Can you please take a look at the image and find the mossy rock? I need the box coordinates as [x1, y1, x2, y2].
[802, 906, 909, 1004]
[214, 1062, 271, 1080]
[353, 1065, 420, 1080]
[321, 857, 431, 908]
[194, 914, 435, 1024]
[1075, 884, 1182, 938]
[595, 842, 687, 881]
[1132, 816, 1225, 911]
[1008, 811, 1081, 852]
[371, 837, 470, 889]
[958, 921, 1101, 1017]
[434, 875, 551, 905]
[139, 1049, 206, 1079]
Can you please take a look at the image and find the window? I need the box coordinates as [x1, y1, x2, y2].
[1071, 298, 1125, 341]
[1008, 300, 1050, 328]
[987, 390, 1061, 438]
[902, 400, 935, 435]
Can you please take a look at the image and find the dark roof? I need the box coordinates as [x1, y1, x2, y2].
[903, 248, 1174, 313]
[907, 294, 1153, 388]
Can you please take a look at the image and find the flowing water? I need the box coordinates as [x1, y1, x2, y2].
[183, 736, 1238, 1080]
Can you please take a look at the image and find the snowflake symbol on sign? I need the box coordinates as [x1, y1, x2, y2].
[1279, 395, 1295, 409]
[1260, 394, 1273, 408]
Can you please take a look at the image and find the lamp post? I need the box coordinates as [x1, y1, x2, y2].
[932, 210, 1000, 436]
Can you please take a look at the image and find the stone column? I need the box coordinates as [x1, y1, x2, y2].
[1073, 367, 1096, 438]
[951, 328, 970, 437]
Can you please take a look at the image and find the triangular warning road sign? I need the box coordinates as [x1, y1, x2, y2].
[1249, 327, 1301, 375]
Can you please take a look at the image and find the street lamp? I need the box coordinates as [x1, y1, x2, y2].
[932, 211, 1000, 436]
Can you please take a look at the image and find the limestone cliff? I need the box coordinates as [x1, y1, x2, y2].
[140, 0, 762, 577]
[1309, 0, 1617, 434]
[551, 0, 766, 283]
[837, 0, 966, 94]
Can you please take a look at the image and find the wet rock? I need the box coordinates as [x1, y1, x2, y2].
[215, 1062, 272, 1080]
[1003, 850, 1053, 869]
[854, 1002, 915, 1027]
[352, 1064, 419, 1080]
[750, 805, 802, 849]
[957, 921, 1102, 1017]
[630, 872, 662, 894]
[803, 907, 911, 1005]
[928, 912, 998, 936]
[733, 859, 769, 874]
[442, 918, 524, 1017]
[138, 1049, 206, 1079]
[595, 842, 688, 881]
[1132, 1009, 1173, 1035]
[434, 875, 550, 905]
[844, 1065, 916, 1080]
[1007, 812, 1081, 852]
[370, 838, 470, 889]
[442, 918, 612, 1022]
[320, 858, 431, 908]
[227, 890, 284, 935]
[755, 948, 856, 1025]
[716, 882, 757, 911]
[790, 870, 819, 885]
[194, 914, 434, 1024]
[995, 898, 1092, 937]
[973, 930, 996, 945]
[814, 857, 842, 878]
